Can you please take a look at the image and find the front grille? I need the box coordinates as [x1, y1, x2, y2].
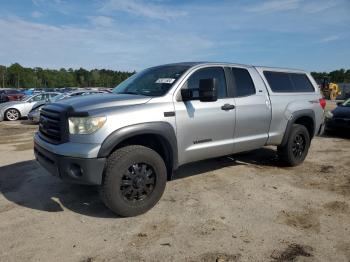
[39, 108, 61, 142]
[39, 104, 69, 144]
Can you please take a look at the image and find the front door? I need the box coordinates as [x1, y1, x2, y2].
[174, 66, 236, 165]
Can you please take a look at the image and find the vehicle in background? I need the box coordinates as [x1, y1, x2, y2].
[320, 77, 341, 100]
[28, 90, 108, 123]
[0, 92, 59, 121]
[0, 89, 24, 103]
[325, 98, 350, 132]
[337, 83, 350, 100]
[34, 62, 325, 217]
[22, 88, 35, 96]
[23, 88, 61, 96]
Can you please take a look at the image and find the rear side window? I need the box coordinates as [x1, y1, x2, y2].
[264, 71, 314, 93]
[264, 71, 293, 92]
[232, 68, 255, 97]
[290, 74, 314, 92]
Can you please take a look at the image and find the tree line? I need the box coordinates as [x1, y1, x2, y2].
[0, 63, 349, 89]
[0, 63, 134, 89]
[311, 69, 350, 84]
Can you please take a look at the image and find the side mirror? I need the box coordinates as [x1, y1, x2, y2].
[181, 89, 193, 102]
[199, 78, 217, 102]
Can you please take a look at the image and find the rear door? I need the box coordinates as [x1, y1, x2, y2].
[229, 67, 271, 152]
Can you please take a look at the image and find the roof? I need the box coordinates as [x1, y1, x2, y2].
[152, 61, 253, 69]
[153, 61, 306, 72]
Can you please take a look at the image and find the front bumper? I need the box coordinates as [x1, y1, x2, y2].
[28, 110, 40, 123]
[325, 118, 350, 130]
[34, 142, 106, 185]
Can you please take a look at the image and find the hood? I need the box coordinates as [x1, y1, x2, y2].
[0, 101, 24, 110]
[54, 93, 152, 112]
[332, 106, 350, 119]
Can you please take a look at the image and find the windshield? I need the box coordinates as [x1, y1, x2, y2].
[51, 93, 66, 102]
[113, 65, 190, 96]
[21, 95, 33, 101]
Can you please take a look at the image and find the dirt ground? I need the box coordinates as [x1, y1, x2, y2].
[0, 117, 349, 262]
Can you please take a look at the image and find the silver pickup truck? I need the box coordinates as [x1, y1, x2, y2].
[34, 62, 325, 217]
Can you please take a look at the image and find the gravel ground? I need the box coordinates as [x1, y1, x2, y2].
[0, 119, 349, 262]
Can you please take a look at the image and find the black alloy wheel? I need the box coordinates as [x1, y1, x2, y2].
[121, 163, 156, 202]
[292, 134, 306, 159]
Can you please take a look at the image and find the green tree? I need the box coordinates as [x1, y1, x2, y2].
[0, 63, 134, 89]
[7, 63, 24, 88]
[0, 65, 6, 88]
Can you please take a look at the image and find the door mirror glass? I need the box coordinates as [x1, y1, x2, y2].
[199, 78, 217, 102]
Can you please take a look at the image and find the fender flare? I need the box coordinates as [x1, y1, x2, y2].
[97, 122, 178, 169]
[280, 109, 315, 147]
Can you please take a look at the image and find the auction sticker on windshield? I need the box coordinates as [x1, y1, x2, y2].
[155, 78, 176, 84]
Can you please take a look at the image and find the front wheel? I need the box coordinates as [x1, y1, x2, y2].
[278, 124, 310, 166]
[5, 108, 20, 121]
[100, 145, 167, 217]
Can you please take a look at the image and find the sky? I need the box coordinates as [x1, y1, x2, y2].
[0, 0, 349, 72]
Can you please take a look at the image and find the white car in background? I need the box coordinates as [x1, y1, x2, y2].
[28, 90, 109, 123]
[0, 92, 59, 121]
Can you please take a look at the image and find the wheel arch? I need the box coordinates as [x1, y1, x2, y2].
[98, 122, 178, 179]
[280, 109, 315, 147]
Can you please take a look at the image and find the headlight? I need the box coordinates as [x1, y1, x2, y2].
[325, 111, 333, 119]
[68, 116, 106, 134]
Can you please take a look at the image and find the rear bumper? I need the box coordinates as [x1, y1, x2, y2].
[34, 142, 106, 185]
[317, 122, 325, 136]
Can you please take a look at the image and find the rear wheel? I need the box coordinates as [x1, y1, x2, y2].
[100, 145, 167, 217]
[278, 124, 310, 166]
[5, 108, 20, 121]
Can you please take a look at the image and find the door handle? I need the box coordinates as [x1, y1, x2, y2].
[221, 104, 235, 111]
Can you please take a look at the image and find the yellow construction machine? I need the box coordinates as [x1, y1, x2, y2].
[320, 77, 341, 100]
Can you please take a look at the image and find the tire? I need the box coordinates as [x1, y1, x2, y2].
[5, 108, 20, 121]
[277, 124, 310, 167]
[100, 145, 167, 217]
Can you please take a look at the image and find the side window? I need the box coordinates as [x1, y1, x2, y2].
[43, 94, 50, 100]
[290, 74, 314, 92]
[36, 94, 45, 101]
[264, 71, 294, 92]
[185, 67, 227, 99]
[232, 68, 256, 97]
[264, 71, 315, 93]
[30, 95, 43, 102]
